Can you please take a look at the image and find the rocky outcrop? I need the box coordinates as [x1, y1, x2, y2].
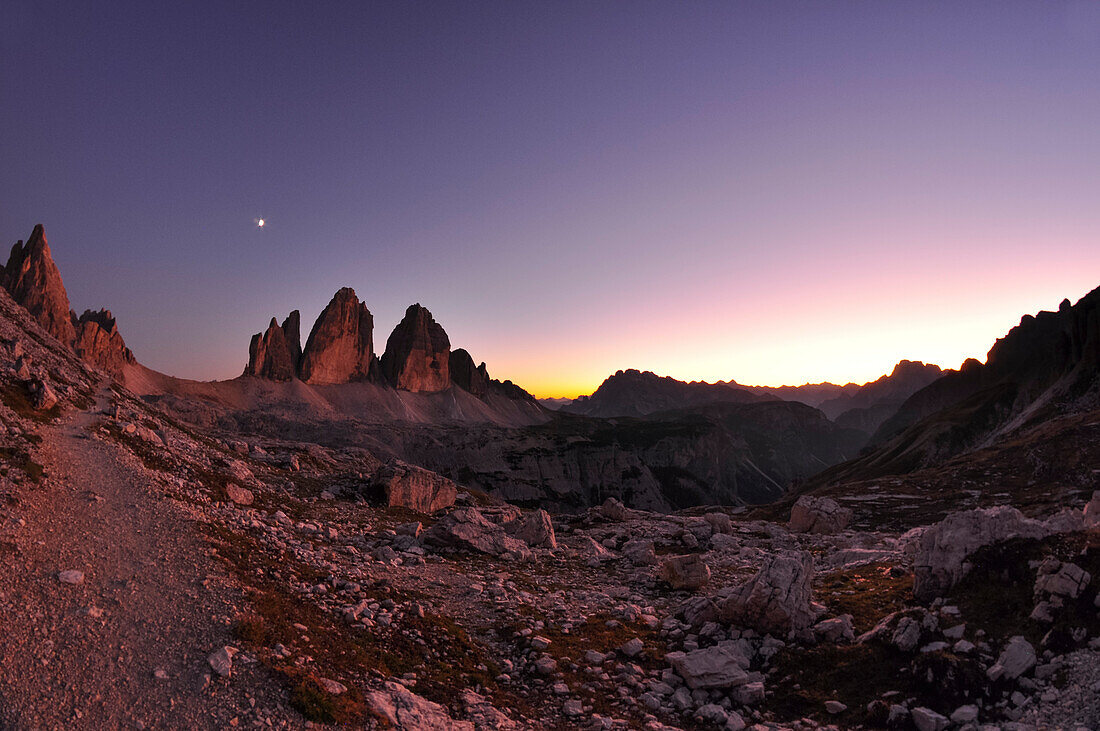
[1, 225, 76, 344]
[299, 288, 375, 384]
[72, 309, 135, 377]
[244, 312, 301, 381]
[380, 304, 450, 392]
[716, 551, 815, 639]
[910, 506, 1051, 601]
[449, 348, 490, 396]
[789, 495, 852, 534]
[369, 460, 457, 514]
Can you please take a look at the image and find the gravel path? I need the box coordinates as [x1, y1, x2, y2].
[0, 387, 295, 729]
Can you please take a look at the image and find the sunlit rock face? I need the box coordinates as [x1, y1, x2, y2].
[380, 304, 450, 393]
[244, 312, 301, 381]
[1, 224, 76, 344]
[73, 309, 135, 377]
[299, 288, 375, 385]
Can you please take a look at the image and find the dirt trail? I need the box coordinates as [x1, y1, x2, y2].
[0, 387, 293, 729]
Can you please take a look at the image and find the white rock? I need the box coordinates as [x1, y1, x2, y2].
[911, 706, 948, 731]
[825, 700, 847, 714]
[207, 646, 238, 677]
[58, 570, 84, 585]
[666, 641, 751, 689]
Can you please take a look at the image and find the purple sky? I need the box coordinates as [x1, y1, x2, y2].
[3, 1, 1099, 397]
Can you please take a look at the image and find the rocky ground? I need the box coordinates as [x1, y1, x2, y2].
[1, 289, 1099, 729]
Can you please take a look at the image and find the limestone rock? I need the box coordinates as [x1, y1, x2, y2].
[424, 507, 530, 558]
[622, 539, 658, 566]
[29, 378, 58, 410]
[716, 551, 815, 639]
[814, 614, 855, 643]
[365, 681, 475, 730]
[666, 641, 751, 689]
[225, 484, 254, 506]
[370, 460, 457, 514]
[659, 554, 711, 591]
[910, 707, 948, 731]
[789, 495, 852, 534]
[504, 509, 557, 549]
[987, 635, 1036, 681]
[1, 225, 75, 344]
[449, 348, 490, 396]
[1084, 491, 1100, 529]
[380, 304, 450, 392]
[207, 646, 237, 677]
[244, 312, 300, 381]
[299, 288, 374, 384]
[912, 506, 1052, 600]
[73, 309, 135, 377]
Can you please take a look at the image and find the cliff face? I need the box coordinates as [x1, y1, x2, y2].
[73, 309, 135, 376]
[298, 288, 375, 385]
[1, 225, 76, 344]
[380, 304, 450, 392]
[244, 313, 301, 381]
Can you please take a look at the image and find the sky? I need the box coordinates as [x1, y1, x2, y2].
[3, 1, 1099, 398]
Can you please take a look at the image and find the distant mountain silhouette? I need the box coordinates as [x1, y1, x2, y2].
[808, 287, 1100, 485]
[561, 369, 762, 418]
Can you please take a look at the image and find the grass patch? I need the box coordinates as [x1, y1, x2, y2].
[1, 382, 60, 423]
[816, 563, 914, 633]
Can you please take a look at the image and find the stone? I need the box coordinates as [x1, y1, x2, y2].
[58, 570, 84, 585]
[1, 225, 75, 344]
[244, 312, 300, 381]
[299, 288, 375, 384]
[598, 497, 627, 522]
[379, 303, 451, 392]
[73, 309, 135, 377]
[29, 379, 58, 410]
[725, 711, 746, 731]
[424, 508, 530, 558]
[733, 681, 764, 705]
[318, 678, 347, 695]
[789, 495, 853, 534]
[1034, 559, 1091, 599]
[704, 512, 733, 534]
[370, 460, 457, 513]
[716, 551, 815, 639]
[950, 704, 979, 723]
[1084, 491, 1100, 529]
[912, 506, 1052, 600]
[814, 614, 855, 643]
[825, 700, 847, 714]
[891, 617, 921, 651]
[910, 706, 948, 731]
[987, 635, 1036, 681]
[666, 641, 751, 689]
[620, 638, 644, 657]
[504, 509, 557, 549]
[207, 646, 237, 677]
[622, 539, 658, 566]
[659, 554, 711, 591]
[365, 681, 475, 730]
[449, 348, 490, 396]
[225, 484, 254, 506]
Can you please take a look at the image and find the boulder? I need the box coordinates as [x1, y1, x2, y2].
[244, 312, 300, 381]
[1, 225, 75, 344]
[225, 484, 254, 506]
[814, 614, 855, 643]
[380, 304, 450, 392]
[597, 497, 627, 521]
[449, 348, 490, 396]
[789, 495, 852, 534]
[622, 539, 658, 566]
[424, 508, 530, 558]
[28, 378, 58, 410]
[1084, 491, 1100, 529]
[299, 288, 375, 384]
[987, 635, 1036, 681]
[1034, 558, 1091, 600]
[910, 707, 948, 731]
[912, 506, 1052, 601]
[659, 554, 711, 591]
[704, 512, 733, 534]
[504, 509, 557, 549]
[364, 681, 475, 730]
[666, 641, 751, 689]
[370, 461, 457, 514]
[716, 551, 815, 639]
[73, 309, 135, 377]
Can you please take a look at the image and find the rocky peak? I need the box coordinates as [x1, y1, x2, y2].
[449, 348, 490, 396]
[244, 312, 301, 381]
[1, 224, 76, 344]
[299, 288, 375, 384]
[72, 309, 135, 377]
[380, 304, 450, 392]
